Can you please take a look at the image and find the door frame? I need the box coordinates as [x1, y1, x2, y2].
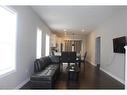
[95, 37, 101, 69]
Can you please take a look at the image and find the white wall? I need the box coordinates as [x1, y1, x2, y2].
[85, 32, 96, 66]
[86, 8, 127, 84]
[0, 6, 52, 89]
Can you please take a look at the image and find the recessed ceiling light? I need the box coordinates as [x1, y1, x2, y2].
[64, 29, 67, 32]
[81, 29, 85, 32]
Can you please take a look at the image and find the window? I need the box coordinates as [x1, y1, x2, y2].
[36, 28, 42, 59]
[45, 34, 50, 56]
[0, 6, 17, 76]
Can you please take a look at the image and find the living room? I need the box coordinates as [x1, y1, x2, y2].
[0, 5, 127, 91]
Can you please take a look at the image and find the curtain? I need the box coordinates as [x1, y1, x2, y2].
[64, 40, 81, 53]
[65, 40, 72, 51]
[74, 40, 81, 53]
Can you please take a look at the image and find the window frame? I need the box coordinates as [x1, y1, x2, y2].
[36, 28, 42, 59]
[0, 6, 17, 78]
[45, 33, 50, 56]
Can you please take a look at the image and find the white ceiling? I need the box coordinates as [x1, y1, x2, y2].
[32, 6, 121, 35]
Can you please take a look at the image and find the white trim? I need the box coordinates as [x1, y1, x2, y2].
[15, 78, 30, 89]
[100, 67, 125, 85]
[0, 70, 16, 79]
[86, 60, 96, 66]
[124, 46, 127, 89]
[86, 59, 125, 85]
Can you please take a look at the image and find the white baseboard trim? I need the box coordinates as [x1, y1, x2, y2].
[86, 60, 96, 67]
[15, 78, 30, 89]
[86, 60, 124, 85]
[100, 67, 125, 85]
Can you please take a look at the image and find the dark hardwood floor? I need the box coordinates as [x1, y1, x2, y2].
[21, 62, 124, 89]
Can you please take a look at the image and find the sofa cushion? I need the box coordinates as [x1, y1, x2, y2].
[46, 64, 59, 70]
[31, 64, 59, 81]
[49, 56, 60, 64]
[40, 58, 49, 68]
[43, 57, 52, 64]
[34, 59, 42, 73]
[34, 58, 48, 73]
[31, 70, 55, 81]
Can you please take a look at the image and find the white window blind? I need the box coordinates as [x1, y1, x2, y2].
[45, 34, 50, 56]
[0, 6, 17, 76]
[36, 28, 42, 59]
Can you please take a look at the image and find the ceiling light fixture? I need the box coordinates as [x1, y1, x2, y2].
[64, 29, 67, 32]
[81, 29, 85, 32]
